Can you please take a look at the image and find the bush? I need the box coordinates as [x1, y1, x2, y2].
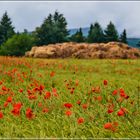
[0, 33, 34, 56]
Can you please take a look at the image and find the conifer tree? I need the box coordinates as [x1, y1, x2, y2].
[87, 22, 104, 43]
[91, 22, 104, 43]
[0, 12, 15, 45]
[34, 11, 69, 46]
[120, 29, 127, 44]
[70, 28, 85, 42]
[87, 24, 94, 43]
[104, 21, 118, 42]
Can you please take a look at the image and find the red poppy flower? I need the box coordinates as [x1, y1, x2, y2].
[52, 88, 57, 93]
[39, 85, 45, 91]
[117, 97, 124, 103]
[42, 108, 49, 113]
[124, 95, 129, 99]
[27, 89, 32, 95]
[119, 89, 129, 99]
[77, 100, 81, 105]
[104, 122, 112, 129]
[26, 108, 34, 119]
[53, 92, 58, 97]
[82, 104, 88, 109]
[97, 96, 102, 101]
[0, 81, 2, 85]
[11, 108, 20, 116]
[2, 86, 7, 91]
[103, 80, 108, 86]
[0, 112, 3, 119]
[44, 91, 51, 99]
[11, 102, 22, 116]
[120, 88, 125, 93]
[117, 108, 127, 116]
[120, 108, 127, 113]
[38, 102, 43, 108]
[52, 88, 58, 97]
[65, 110, 72, 116]
[108, 108, 114, 114]
[33, 87, 39, 92]
[92, 87, 96, 92]
[112, 90, 118, 95]
[64, 103, 73, 109]
[113, 122, 119, 127]
[117, 110, 124, 116]
[120, 92, 126, 97]
[50, 71, 55, 77]
[6, 96, 12, 103]
[13, 102, 22, 110]
[4, 102, 8, 107]
[19, 89, 23, 93]
[77, 117, 84, 124]
[70, 89, 74, 94]
[75, 80, 79, 86]
[28, 95, 37, 100]
[104, 122, 118, 132]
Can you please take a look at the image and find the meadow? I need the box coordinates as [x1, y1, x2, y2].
[0, 56, 140, 138]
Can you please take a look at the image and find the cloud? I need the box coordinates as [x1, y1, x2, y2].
[0, 2, 140, 37]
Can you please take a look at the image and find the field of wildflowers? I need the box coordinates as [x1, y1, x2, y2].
[0, 56, 140, 138]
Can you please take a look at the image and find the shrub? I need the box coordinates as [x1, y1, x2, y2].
[0, 33, 34, 56]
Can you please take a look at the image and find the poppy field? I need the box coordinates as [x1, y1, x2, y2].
[0, 56, 140, 138]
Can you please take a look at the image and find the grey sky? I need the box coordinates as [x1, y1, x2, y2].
[0, 1, 140, 37]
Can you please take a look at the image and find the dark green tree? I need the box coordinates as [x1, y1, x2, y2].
[34, 14, 53, 45]
[87, 24, 94, 43]
[70, 28, 85, 42]
[0, 12, 15, 45]
[120, 29, 127, 44]
[53, 11, 69, 43]
[104, 21, 119, 42]
[91, 22, 104, 43]
[34, 11, 69, 46]
[0, 32, 34, 56]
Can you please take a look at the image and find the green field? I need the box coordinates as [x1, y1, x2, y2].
[0, 57, 140, 138]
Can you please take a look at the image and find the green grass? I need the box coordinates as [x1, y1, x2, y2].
[0, 57, 140, 138]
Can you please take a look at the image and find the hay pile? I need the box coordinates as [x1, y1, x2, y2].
[25, 42, 140, 59]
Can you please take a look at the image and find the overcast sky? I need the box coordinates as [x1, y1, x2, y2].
[0, 2, 140, 37]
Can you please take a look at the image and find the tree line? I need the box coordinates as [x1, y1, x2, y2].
[0, 11, 129, 56]
[70, 23, 127, 44]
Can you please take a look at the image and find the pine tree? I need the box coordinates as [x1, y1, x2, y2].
[0, 12, 15, 45]
[78, 28, 85, 42]
[53, 11, 69, 43]
[104, 21, 118, 42]
[34, 11, 69, 46]
[34, 14, 53, 45]
[87, 22, 104, 43]
[120, 29, 127, 44]
[91, 22, 104, 43]
[70, 28, 85, 42]
[87, 24, 94, 43]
